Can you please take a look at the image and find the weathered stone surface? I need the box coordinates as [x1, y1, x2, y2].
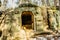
[0, 1, 60, 40]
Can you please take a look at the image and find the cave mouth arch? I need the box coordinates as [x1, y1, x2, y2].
[21, 11, 34, 29]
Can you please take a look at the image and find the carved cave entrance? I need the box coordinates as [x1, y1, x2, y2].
[21, 11, 34, 29]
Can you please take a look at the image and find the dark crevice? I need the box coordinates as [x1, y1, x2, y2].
[0, 31, 2, 37]
[56, 6, 59, 10]
[47, 11, 51, 29]
[0, 11, 2, 17]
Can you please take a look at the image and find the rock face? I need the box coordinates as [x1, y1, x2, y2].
[0, 1, 60, 40]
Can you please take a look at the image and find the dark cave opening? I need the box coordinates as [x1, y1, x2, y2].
[21, 11, 34, 29]
[22, 14, 32, 25]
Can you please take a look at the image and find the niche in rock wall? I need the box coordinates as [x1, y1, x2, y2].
[21, 11, 34, 29]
